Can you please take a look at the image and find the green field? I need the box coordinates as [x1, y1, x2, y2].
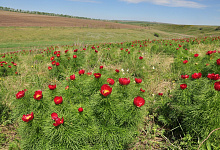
[0, 26, 191, 53]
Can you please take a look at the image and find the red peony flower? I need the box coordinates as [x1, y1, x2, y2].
[94, 73, 101, 78]
[65, 50, 69, 53]
[22, 112, 34, 122]
[158, 93, 163, 96]
[48, 84, 56, 90]
[87, 72, 92, 76]
[140, 88, 145, 92]
[207, 73, 220, 80]
[73, 55, 77, 58]
[216, 59, 220, 65]
[54, 96, 63, 105]
[55, 62, 60, 66]
[16, 90, 25, 99]
[99, 66, 103, 69]
[51, 113, 64, 126]
[53, 118, 64, 126]
[192, 72, 202, 79]
[115, 69, 119, 73]
[78, 107, 83, 112]
[180, 84, 187, 89]
[79, 69, 85, 75]
[183, 60, 188, 64]
[51, 113, 58, 120]
[52, 61, 56, 65]
[139, 56, 143, 60]
[57, 54, 60, 57]
[100, 84, 112, 97]
[135, 78, 142, 84]
[107, 78, 115, 85]
[133, 96, 145, 107]
[119, 78, 130, 85]
[194, 54, 199, 57]
[206, 51, 213, 55]
[214, 81, 220, 91]
[74, 49, 78, 52]
[33, 90, 43, 100]
[95, 50, 98, 53]
[181, 74, 189, 79]
[70, 74, 76, 80]
[48, 66, 52, 70]
[65, 86, 69, 90]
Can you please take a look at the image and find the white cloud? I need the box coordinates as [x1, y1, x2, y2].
[120, 0, 207, 8]
[67, 0, 101, 3]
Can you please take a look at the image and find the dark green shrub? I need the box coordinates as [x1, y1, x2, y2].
[154, 33, 160, 37]
[215, 26, 220, 31]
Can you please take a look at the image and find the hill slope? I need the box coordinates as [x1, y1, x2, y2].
[0, 10, 145, 29]
[117, 21, 220, 37]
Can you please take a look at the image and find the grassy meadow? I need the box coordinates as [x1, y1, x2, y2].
[0, 22, 220, 150]
[0, 25, 199, 53]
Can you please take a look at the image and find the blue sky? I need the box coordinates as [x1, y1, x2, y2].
[0, 0, 220, 25]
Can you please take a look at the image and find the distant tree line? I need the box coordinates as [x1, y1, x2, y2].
[0, 6, 103, 21]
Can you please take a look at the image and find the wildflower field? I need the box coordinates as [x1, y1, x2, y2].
[0, 35, 220, 150]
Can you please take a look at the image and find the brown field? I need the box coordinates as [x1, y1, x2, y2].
[0, 10, 145, 29]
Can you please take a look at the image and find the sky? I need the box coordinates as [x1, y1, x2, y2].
[0, 0, 220, 25]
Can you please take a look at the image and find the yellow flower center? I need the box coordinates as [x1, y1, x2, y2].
[103, 90, 109, 94]
[26, 115, 32, 119]
[36, 94, 41, 98]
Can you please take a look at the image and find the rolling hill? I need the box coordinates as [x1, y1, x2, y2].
[0, 10, 145, 29]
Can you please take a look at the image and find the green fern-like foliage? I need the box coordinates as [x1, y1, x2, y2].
[15, 74, 147, 149]
[156, 43, 220, 148]
[13, 44, 148, 150]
